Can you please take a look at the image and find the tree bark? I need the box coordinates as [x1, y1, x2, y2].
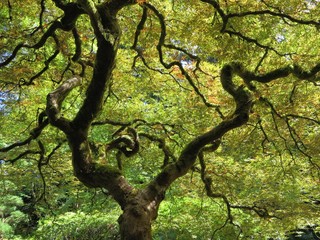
[118, 204, 152, 240]
[118, 190, 162, 240]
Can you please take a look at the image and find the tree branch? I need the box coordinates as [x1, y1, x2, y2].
[142, 59, 320, 214]
[0, 2, 84, 68]
[140, 133, 177, 167]
[227, 10, 320, 28]
[46, 76, 82, 133]
[143, 2, 222, 114]
[131, 5, 148, 50]
[0, 112, 49, 153]
[105, 127, 140, 158]
[200, 0, 320, 55]
[72, 27, 82, 62]
[145, 63, 253, 203]
[43, 1, 141, 208]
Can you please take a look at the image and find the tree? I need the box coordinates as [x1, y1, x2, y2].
[0, 0, 319, 239]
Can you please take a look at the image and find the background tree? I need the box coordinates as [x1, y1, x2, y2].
[0, 0, 319, 239]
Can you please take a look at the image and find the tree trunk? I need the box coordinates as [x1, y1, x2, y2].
[117, 189, 162, 240]
[118, 204, 153, 240]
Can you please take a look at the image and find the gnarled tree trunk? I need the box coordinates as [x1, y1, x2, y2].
[118, 202, 153, 240]
[117, 187, 164, 239]
[45, 1, 253, 239]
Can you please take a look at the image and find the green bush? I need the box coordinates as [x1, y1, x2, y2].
[0, 181, 28, 239]
[31, 211, 120, 240]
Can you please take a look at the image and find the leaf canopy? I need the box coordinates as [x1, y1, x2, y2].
[0, 0, 319, 239]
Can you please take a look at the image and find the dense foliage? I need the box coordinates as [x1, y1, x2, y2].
[0, 0, 319, 239]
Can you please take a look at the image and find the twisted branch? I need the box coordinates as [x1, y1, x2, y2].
[138, 3, 222, 115]
[105, 127, 140, 158]
[0, 2, 84, 68]
[144, 63, 253, 207]
[140, 133, 177, 167]
[200, 0, 320, 55]
[46, 76, 82, 132]
[0, 111, 49, 153]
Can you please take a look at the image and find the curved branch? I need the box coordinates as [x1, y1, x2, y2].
[24, 35, 61, 85]
[145, 63, 253, 202]
[197, 150, 241, 238]
[0, 21, 61, 67]
[59, 3, 85, 31]
[46, 74, 133, 207]
[0, 43, 24, 67]
[0, 114, 49, 153]
[225, 29, 288, 56]
[231, 62, 320, 90]
[142, 60, 320, 210]
[0, 2, 84, 68]
[144, 2, 221, 112]
[4, 150, 41, 164]
[44, 2, 139, 208]
[105, 127, 140, 158]
[46, 76, 82, 133]
[131, 5, 148, 50]
[71, 1, 124, 130]
[7, 0, 12, 21]
[72, 27, 82, 62]
[259, 96, 320, 170]
[200, 0, 227, 25]
[199, 142, 280, 220]
[30, 0, 46, 35]
[104, 0, 138, 15]
[200, 0, 320, 56]
[227, 10, 320, 28]
[140, 133, 177, 167]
